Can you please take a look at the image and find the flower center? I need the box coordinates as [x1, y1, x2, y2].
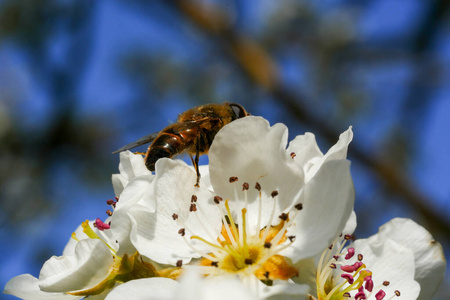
[316, 234, 401, 300]
[175, 178, 303, 282]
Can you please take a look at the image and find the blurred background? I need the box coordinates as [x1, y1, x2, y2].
[0, 0, 448, 299]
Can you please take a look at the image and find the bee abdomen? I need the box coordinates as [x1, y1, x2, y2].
[145, 133, 184, 171]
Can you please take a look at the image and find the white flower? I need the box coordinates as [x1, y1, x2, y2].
[126, 117, 355, 296]
[295, 217, 445, 300]
[4, 218, 156, 299]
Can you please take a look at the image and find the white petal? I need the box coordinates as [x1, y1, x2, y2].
[287, 132, 323, 168]
[112, 151, 151, 196]
[4, 274, 81, 300]
[131, 159, 222, 265]
[174, 270, 255, 300]
[303, 126, 353, 182]
[260, 280, 310, 300]
[283, 160, 354, 262]
[209, 116, 304, 230]
[342, 210, 357, 235]
[39, 239, 113, 293]
[105, 278, 177, 300]
[374, 218, 446, 300]
[352, 238, 420, 299]
[116, 174, 155, 211]
[118, 151, 151, 179]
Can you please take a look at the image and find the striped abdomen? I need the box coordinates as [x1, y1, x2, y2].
[145, 131, 185, 171]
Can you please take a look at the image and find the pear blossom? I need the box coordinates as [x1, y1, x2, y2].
[125, 116, 355, 296]
[4, 218, 156, 299]
[294, 217, 446, 300]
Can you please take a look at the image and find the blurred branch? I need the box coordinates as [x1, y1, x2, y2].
[166, 0, 450, 237]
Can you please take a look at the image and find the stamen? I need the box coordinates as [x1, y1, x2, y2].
[229, 176, 238, 183]
[172, 213, 178, 220]
[242, 182, 249, 191]
[176, 260, 183, 267]
[375, 290, 386, 300]
[191, 195, 197, 203]
[94, 218, 111, 231]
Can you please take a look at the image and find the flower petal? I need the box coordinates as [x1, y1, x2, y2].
[352, 237, 420, 299]
[292, 127, 353, 182]
[131, 159, 222, 265]
[4, 274, 81, 300]
[39, 239, 113, 293]
[112, 151, 151, 196]
[105, 278, 177, 300]
[283, 159, 355, 262]
[373, 218, 446, 300]
[287, 132, 323, 168]
[209, 116, 304, 229]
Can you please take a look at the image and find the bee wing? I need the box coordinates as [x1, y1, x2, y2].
[112, 132, 160, 154]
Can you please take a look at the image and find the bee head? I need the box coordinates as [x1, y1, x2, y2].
[229, 103, 249, 120]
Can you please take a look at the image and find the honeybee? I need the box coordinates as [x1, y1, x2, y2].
[113, 102, 249, 186]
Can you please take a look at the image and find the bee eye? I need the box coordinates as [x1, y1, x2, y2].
[229, 103, 247, 119]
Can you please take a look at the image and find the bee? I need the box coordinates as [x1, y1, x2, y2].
[113, 102, 249, 186]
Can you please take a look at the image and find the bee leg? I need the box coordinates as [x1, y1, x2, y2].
[133, 151, 147, 156]
[194, 134, 201, 187]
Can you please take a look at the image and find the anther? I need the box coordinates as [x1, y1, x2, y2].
[172, 213, 178, 220]
[244, 258, 253, 265]
[255, 182, 261, 191]
[264, 242, 272, 248]
[106, 210, 113, 216]
[330, 263, 337, 269]
[242, 182, 249, 191]
[178, 228, 186, 236]
[394, 290, 401, 296]
[358, 254, 363, 261]
[264, 271, 270, 279]
[176, 260, 183, 267]
[288, 235, 296, 242]
[344, 234, 353, 240]
[279, 213, 288, 221]
[365, 276, 374, 292]
[345, 247, 355, 259]
[329, 244, 334, 250]
[94, 218, 110, 231]
[190, 203, 197, 212]
[229, 176, 238, 183]
[211, 261, 219, 267]
[271, 190, 279, 198]
[341, 273, 354, 284]
[290, 152, 296, 159]
[106, 199, 115, 205]
[295, 203, 303, 210]
[375, 290, 386, 300]
[382, 281, 390, 286]
[343, 292, 351, 298]
[333, 255, 340, 260]
[214, 196, 223, 204]
[191, 195, 197, 203]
